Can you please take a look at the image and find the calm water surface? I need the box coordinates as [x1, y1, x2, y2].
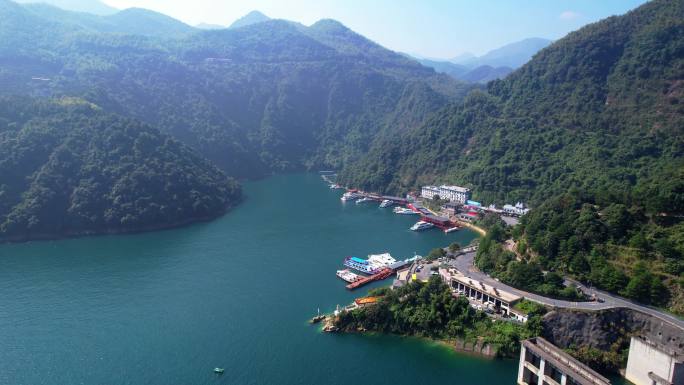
[0, 173, 565, 384]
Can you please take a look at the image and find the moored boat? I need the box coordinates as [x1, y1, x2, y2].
[340, 191, 362, 201]
[336, 269, 362, 283]
[355, 197, 373, 204]
[379, 199, 393, 208]
[393, 206, 418, 215]
[343, 253, 396, 274]
[410, 221, 434, 231]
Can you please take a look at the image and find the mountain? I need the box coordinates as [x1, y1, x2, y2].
[453, 37, 553, 69]
[103, 8, 196, 37]
[459, 65, 513, 83]
[229, 10, 270, 29]
[415, 58, 513, 84]
[0, 96, 241, 242]
[20, 3, 196, 37]
[0, 0, 471, 241]
[414, 58, 470, 79]
[339, 0, 684, 312]
[12, 0, 117, 15]
[416, 38, 550, 83]
[449, 52, 475, 63]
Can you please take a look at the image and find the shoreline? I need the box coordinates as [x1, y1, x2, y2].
[455, 220, 487, 236]
[0, 201, 240, 245]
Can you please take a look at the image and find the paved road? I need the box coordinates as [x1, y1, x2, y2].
[449, 251, 684, 331]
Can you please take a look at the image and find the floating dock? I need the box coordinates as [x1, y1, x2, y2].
[346, 268, 394, 290]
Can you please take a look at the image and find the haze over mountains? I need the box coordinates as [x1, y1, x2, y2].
[0, 0, 471, 240]
[12, 0, 116, 15]
[413, 37, 553, 83]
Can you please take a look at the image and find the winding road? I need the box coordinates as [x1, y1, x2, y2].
[449, 251, 684, 331]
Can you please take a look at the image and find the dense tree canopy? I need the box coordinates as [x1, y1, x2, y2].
[0, 97, 240, 242]
[340, 0, 683, 311]
[0, 0, 472, 179]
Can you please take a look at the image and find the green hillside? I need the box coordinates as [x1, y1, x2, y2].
[0, 97, 240, 242]
[339, 0, 684, 312]
[0, 1, 470, 179]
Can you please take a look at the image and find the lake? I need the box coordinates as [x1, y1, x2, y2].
[0, 173, 524, 384]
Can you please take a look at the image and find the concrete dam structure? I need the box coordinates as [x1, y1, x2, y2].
[625, 336, 684, 385]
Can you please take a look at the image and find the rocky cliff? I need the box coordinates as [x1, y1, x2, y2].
[542, 308, 684, 355]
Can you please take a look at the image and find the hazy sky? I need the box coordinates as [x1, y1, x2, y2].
[102, 0, 647, 59]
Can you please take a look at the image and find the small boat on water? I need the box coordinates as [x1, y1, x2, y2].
[410, 221, 434, 231]
[444, 226, 460, 233]
[336, 269, 362, 283]
[310, 308, 325, 324]
[379, 199, 393, 208]
[393, 206, 418, 215]
[355, 197, 373, 204]
[214, 368, 225, 374]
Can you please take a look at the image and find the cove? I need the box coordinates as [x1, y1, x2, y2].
[0, 173, 521, 385]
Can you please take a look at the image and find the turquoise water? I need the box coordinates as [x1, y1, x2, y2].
[0, 173, 521, 384]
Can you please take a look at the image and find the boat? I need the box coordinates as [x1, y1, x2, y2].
[336, 269, 362, 283]
[410, 221, 434, 231]
[444, 226, 460, 233]
[340, 191, 362, 201]
[355, 197, 373, 204]
[329, 183, 343, 189]
[379, 199, 393, 208]
[310, 308, 325, 324]
[214, 368, 225, 374]
[393, 206, 418, 215]
[343, 253, 396, 275]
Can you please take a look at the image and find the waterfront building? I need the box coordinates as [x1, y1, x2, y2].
[503, 202, 530, 216]
[441, 203, 459, 216]
[421, 185, 471, 204]
[458, 211, 480, 222]
[518, 337, 611, 385]
[625, 336, 684, 385]
[439, 268, 523, 319]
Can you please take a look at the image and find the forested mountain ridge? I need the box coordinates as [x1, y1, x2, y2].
[340, 0, 683, 205]
[0, 97, 241, 242]
[339, 0, 684, 313]
[0, 0, 471, 179]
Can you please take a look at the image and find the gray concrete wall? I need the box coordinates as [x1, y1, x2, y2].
[625, 336, 682, 385]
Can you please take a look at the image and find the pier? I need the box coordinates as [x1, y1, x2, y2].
[346, 268, 394, 290]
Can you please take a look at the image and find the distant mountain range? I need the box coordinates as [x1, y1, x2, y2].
[413, 37, 553, 83]
[453, 37, 553, 68]
[12, 0, 117, 15]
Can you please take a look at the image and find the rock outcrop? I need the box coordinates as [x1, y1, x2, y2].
[542, 308, 684, 355]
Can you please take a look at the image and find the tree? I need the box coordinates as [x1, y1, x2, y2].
[427, 248, 447, 261]
[448, 242, 462, 253]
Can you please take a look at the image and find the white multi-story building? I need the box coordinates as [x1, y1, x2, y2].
[421, 185, 471, 204]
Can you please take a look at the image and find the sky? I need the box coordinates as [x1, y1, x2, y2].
[101, 0, 648, 59]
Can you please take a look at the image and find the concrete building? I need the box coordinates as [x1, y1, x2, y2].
[440, 268, 524, 320]
[503, 202, 530, 216]
[518, 337, 611, 385]
[421, 185, 471, 204]
[625, 336, 684, 385]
